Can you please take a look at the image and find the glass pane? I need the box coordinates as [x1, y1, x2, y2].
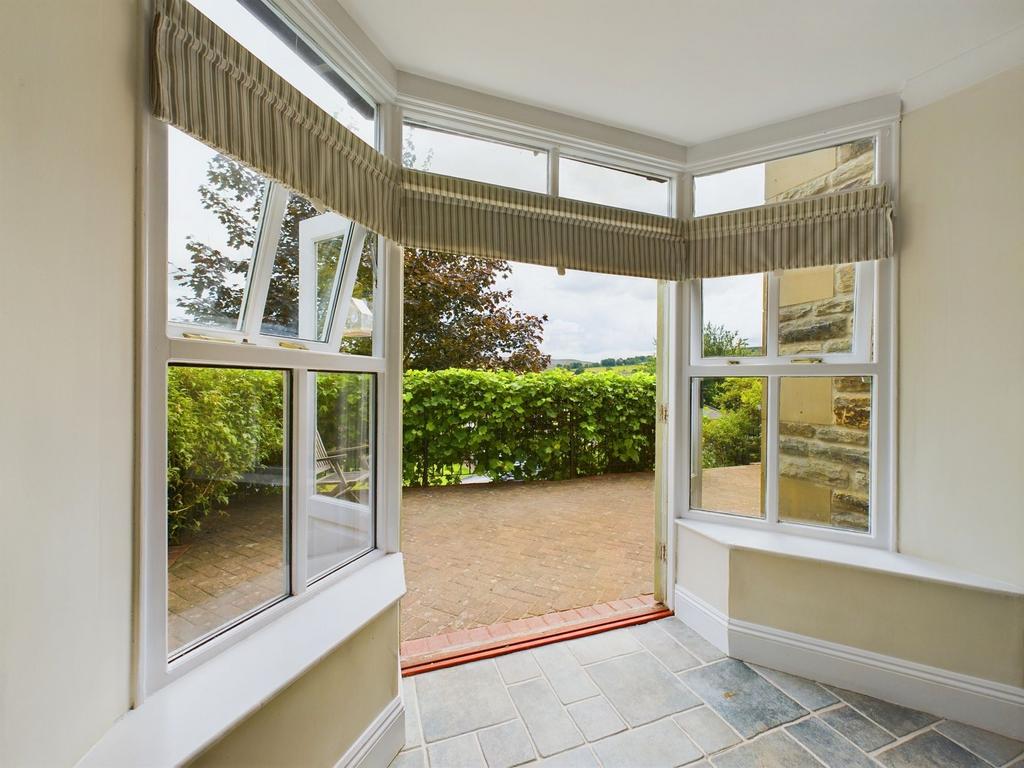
[694, 138, 875, 216]
[191, 0, 376, 147]
[701, 274, 766, 357]
[310, 372, 375, 581]
[778, 265, 857, 355]
[166, 366, 289, 657]
[690, 377, 765, 518]
[167, 127, 268, 329]
[778, 376, 871, 532]
[558, 157, 670, 215]
[339, 233, 378, 355]
[261, 194, 358, 341]
[402, 123, 547, 192]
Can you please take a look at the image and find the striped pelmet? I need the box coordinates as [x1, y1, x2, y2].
[398, 169, 687, 280]
[684, 185, 893, 279]
[151, 0, 892, 283]
[152, 0, 401, 240]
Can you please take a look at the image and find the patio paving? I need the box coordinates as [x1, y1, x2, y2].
[165, 465, 760, 654]
[400, 472, 657, 644]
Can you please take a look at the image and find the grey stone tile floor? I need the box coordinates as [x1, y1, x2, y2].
[392, 617, 1024, 768]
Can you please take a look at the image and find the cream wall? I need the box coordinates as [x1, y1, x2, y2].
[730, 550, 1024, 687]
[0, 1, 138, 765]
[898, 66, 1024, 587]
[189, 607, 400, 768]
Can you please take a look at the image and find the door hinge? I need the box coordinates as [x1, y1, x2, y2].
[658, 543, 668, 563]
[657, 404, 669, 423]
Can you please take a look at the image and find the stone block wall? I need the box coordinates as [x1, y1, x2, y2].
[765, 140, 874, 530]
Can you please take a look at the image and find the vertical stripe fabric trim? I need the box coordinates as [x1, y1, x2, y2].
[151, 0, 893, 281]
[152, 0, 401, 239]
[683, 185, 893, 278]
[397, 168, 687, 280]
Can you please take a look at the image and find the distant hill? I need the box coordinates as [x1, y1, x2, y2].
[549, 358, 597, 368]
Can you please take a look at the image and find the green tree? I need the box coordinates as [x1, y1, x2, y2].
[401, 135, 549, 372]
[700, 323, 756, 407]
[176, 143, 548, 372]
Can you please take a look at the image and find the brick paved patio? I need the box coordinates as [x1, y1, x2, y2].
[400, 472, 657, 644]
[167, 491, 286, 654]
[165, 465, 760, 655]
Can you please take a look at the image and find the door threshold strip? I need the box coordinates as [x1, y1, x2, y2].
[401, 601, 671, 677]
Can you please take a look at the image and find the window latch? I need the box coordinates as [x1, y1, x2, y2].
[791, 357, 824, 364]
[278, 340, 308, 350]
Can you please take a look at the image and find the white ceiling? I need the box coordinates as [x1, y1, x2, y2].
[336, 0, 1024, 145]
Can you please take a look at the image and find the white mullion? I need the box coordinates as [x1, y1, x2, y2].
[371, 234, 385, 359]
[689, 362, 878, 378]
[168, 337, 385, 373]
[766, 271, 780, 359]
[378, 103, 404, 556]
[765, 375, 780, 525]
[291, 368, 310, 592]
[548, 146, 560, 197]
[241, 184, 290, 339]
[325, 224, 368, 351]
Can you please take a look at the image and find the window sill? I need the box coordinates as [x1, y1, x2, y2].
[76, 552, 406, 768]
[676, 519, 1023, 597]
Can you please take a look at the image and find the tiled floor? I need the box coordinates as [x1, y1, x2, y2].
[392, 618, 1024, 768]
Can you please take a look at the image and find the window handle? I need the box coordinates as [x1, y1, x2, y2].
[791, 357, 824, 364]
[279, 340, 308, 350]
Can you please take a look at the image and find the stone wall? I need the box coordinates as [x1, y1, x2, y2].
[765, 140, 874, 530]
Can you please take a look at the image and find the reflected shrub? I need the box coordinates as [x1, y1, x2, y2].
[166, 367, 285, 542]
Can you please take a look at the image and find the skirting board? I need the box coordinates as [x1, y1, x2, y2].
[674, 586, 1024, 740]
[335, 697, 405, 768]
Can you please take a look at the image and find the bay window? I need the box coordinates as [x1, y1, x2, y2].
[142, 0, 394, 695]
[684, 137, 893, 545]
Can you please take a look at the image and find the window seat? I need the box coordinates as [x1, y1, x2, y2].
[76, 553, 405, 768]
[677, 519, 1022, 596]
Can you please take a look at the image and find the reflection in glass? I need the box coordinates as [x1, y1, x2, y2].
[778, 376, 871, 532]
[558, 157, 669, 215]
[339, 233, 377, 356]
[166, 365, 289, 658]
[261, 193, 359, 341]
[701, 274, 766, 357]
[196, 0, 376, 147]
[309, 372, 375, 582]
[402, 123, 547, 192]
[167, 127, 268, 329]
[690, 377, 765, 518]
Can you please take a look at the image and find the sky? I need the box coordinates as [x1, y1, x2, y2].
[174, 0, 770, 359]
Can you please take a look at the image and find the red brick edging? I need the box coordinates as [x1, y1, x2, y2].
[401, 595, 668, 676]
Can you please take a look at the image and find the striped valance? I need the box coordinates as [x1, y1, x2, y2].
[399, 169, 687, 280]
[151, 0, 893, 282]
[684, 185, 893, 279]
[152, 0, 401, 240]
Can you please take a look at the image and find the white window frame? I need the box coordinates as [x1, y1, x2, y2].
[676, 126, 899, 550]
[398, 117, 676, 212]
[136, 1, 405, 700]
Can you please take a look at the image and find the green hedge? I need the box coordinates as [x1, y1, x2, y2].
[166, 367, 657, 539]
[402, 368, 656, 486]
